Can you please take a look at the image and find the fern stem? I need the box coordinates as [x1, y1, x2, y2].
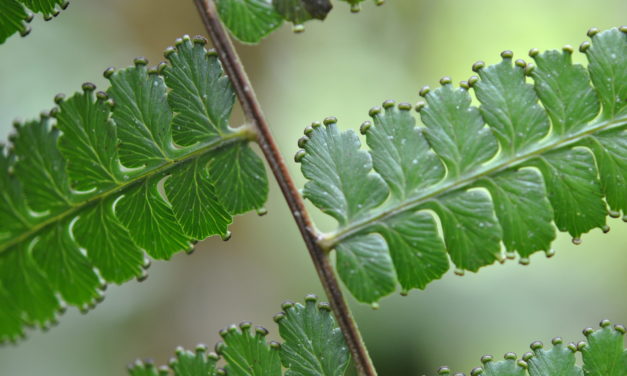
[192, 1, 378, 375]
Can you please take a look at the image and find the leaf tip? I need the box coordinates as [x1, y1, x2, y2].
[269, 340, 281, 350]
[587, 27, 601, 38]
[294, 149, 306, 163]
[480, 355, 493, 364]
[192, 35, 208, 45]
[418, 86, 430, 97]
[254, 325, 269, 337]
[359, 120, 372, 134]
[472, 60, 485, 72]
[19, 25, 32, 37]
[318, 301, 332, 311]
[369, 105, 382, 117]
[239, 321, 252, 331]
[323, 116, 338, 126]
[500, 50, 514, 59]
[53, 93, 65, 105]
[133, 57, 148, 67]
[164, 46, 176, 59]
[272, 312, 285, 323]
[514, 58, 526, 68]
[297, 136, 309, 148]
[439, 76, 452, 86]
[398, 102, 412, 111]
[81, 82, 96, 92]
[579, 41, 591, 53]
[467, 75, 479, 87]
[382, 99, 396, 109]
[437, 366, 451, 375]
[562, 44, 574, 54]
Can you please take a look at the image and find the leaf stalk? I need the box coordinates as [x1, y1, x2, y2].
[192, 0, 378, 375]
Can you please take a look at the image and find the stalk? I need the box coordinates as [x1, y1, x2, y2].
[192, 1, 378, 374]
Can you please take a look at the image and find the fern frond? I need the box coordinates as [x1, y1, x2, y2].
[127, 295, 351, 376]
[215, 0, 381, 43]
[437, 320, 626, 376]
[0, 0, 68, 44]
[0, 35, 269, 342]
[297, 27, 627, 304]
[215, 0, 285, 44]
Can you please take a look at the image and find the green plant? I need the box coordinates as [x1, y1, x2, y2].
[0, 0, 625, 375]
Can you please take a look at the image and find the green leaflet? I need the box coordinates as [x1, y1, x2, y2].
[0, 35, 268, 342]
[276, 297, 350, 376]
[218, 324, 282, 376]
[129, 347, 219, 376]
[301, 120, 388, 226]
[526, 340, 582, 376]
[215, 0, 284, 44]
[335, 234, 396, 302]
[0, 0, 67, 44]
[581, 321, 626, 376]
[0, 0, 29, 44]
[299, 27, 627, 304]
[128, 296, 351, 376]
[438, 320, 626, 376]
[214, 0, 378, 44]
[272, 0, 332, 26]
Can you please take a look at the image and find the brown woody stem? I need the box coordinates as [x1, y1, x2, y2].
[192, 1, 377, 375]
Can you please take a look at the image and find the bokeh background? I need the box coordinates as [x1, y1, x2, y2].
[0, 0, 625, 374]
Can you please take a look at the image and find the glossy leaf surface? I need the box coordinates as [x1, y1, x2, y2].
[0, 35, 268, 342]
[299, 27, 627, 303]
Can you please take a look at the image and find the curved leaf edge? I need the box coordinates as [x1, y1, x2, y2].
[217, 0, 384, 44]
[296, 26, 627, 304]
[0, 0, 69, 45]
[127, 295, 351, 376]
[0, 34, 268, 343]
[436, 319, 626, 376]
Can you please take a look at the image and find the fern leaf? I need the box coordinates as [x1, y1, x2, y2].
[438, 320, 626, 376]
[128, 296, 350, 376]
[0, 0, 68, 44]
[0, 35, 269, 342]
[215, 0, 379, 43]
[272, 0, 332, 26]
[217, 323, 282, 376]
[276, 296, 350, 376]
[215, 0, 284, 44]
[298, 27, 627, 304]
[129, 346, 219, 376]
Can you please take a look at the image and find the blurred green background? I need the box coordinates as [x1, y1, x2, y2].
[0, 0, 625, 375]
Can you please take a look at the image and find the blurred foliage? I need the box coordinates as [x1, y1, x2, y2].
[0, 0, 625, 375]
